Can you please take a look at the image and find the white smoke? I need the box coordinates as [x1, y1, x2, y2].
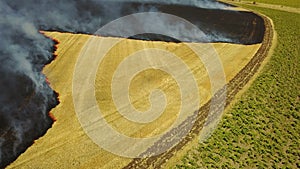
[112, 0, 228, 9]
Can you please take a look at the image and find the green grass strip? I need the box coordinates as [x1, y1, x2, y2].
[175, 4, 300, 169]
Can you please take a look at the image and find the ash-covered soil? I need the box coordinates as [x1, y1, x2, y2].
[124, 2, 265, 44]
[71, 1, 265, 44]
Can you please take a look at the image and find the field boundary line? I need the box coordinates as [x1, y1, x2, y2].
[123, 9, 275, 169]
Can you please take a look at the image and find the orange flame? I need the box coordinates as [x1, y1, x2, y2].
[48, 111, 57, 122]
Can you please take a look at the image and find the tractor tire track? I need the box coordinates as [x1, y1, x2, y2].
[123, 13, 274, 169]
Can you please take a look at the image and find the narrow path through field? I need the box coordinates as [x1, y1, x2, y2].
[123, 13, 275, 169]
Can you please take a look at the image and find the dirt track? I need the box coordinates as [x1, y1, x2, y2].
[122, 13, 273, 169]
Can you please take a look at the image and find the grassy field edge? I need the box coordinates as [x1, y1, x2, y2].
[124, 7, 275, 169]
[174, 3, 299, 169]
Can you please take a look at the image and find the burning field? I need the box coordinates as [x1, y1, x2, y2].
[0, 0, 273, 168]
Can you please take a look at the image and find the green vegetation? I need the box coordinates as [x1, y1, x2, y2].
[249, 0, 300, 8]
[175, 3, 299, 169]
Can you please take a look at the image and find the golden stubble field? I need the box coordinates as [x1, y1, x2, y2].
[8, 31, 261, 168]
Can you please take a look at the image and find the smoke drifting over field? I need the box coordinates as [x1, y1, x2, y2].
[0, 0, 265, 167]
[119, 0, 228, 9]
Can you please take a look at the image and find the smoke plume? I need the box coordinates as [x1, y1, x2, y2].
[120, 0, 228, 9]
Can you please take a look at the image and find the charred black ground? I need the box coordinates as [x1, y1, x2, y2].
[0, 40, 60, 168]
[45, 2, 265, 44]
[100, 2, 265, 44]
